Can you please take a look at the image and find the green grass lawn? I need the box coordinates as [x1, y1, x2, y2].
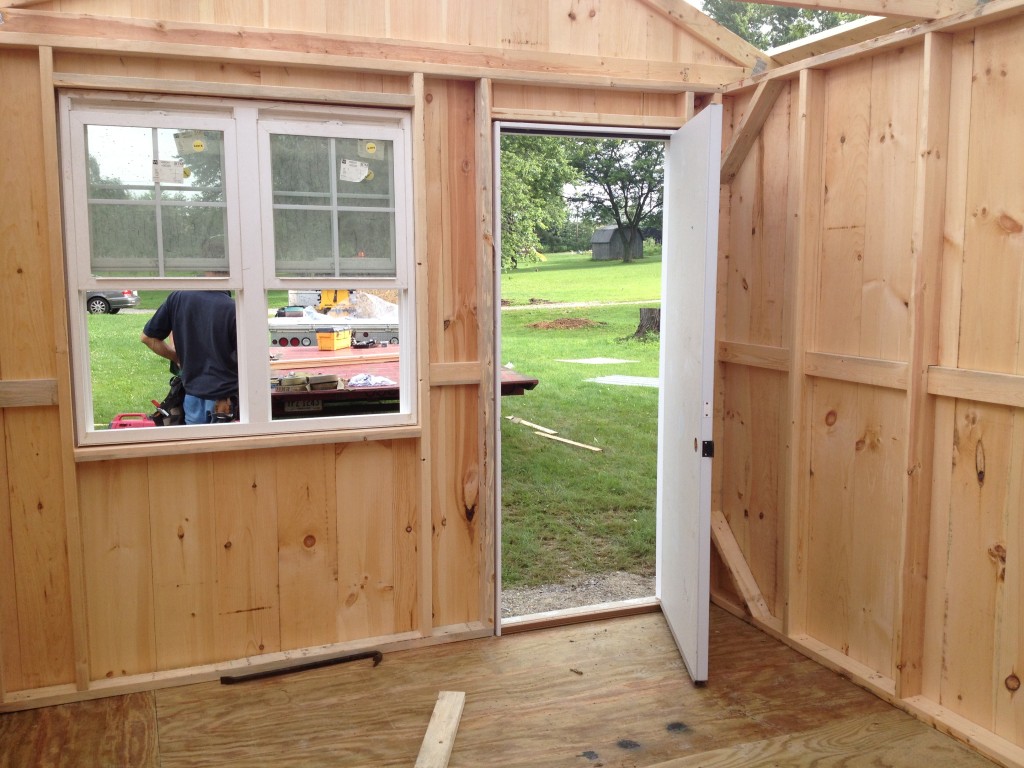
[501, 246, 661, 306]
[500, 248, 662, 588]
[89, 313, 177, 427]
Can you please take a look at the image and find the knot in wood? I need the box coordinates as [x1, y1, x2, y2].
[1006, 673, 1021, 692]
[303, 535, 316, 548]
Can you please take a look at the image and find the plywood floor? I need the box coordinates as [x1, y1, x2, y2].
[0, 607, 996, 767]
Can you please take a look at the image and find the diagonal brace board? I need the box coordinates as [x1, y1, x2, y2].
[710, 509, 775, 625]
[415, 691, 466, 768]
[720, 79, 787, 184]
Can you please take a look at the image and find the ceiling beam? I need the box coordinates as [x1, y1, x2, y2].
[767, 15, 912, 65]
[636, 0, 777, 72]
[731, 0, 978, 20]
[725, 0, 1024, 93]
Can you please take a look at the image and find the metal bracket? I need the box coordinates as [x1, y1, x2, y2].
[701, 440, 714, 458]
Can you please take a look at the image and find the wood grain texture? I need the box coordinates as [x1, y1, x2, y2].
[335, 440, 419, 641]
[78, 459, 156, 681]
[0, 691, 158, 768]
[0, 9, 744, 91]
[805, 379, 904, 679]
[2, 408, 75, 691]
[0, 609, 1000, 766]
[276, 445, 339, 650]
[414, 690, 465, 768]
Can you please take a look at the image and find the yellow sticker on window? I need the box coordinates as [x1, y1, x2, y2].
[192, 139, 206, 153]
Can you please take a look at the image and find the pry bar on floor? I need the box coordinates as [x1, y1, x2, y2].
[219, 649, 383, 684]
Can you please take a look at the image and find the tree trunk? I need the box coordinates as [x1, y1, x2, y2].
[633, 307, 661, 339]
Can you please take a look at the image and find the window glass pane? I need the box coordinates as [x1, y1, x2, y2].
[88, 203, 158, 273]
[334, 138, 395, 209]
[273, 208, 334, 277]
[88, 289, 239, 429]
[271, 134, 331, 205]
[85, 124, 227, 277]
[162, 207, 228, 274]
[269, 133, 397, 278]
[268, 289, 401, 420]
[338, 210, 396, 276]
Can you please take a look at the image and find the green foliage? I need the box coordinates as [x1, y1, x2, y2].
[538, 215, 600, 254]
[567, 138, 664, 262]
[500, 135, 579, 270]
[702, 0, 861, 49]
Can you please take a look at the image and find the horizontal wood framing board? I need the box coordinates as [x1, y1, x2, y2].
[72, 425, 422, 463]
[51, 72, 415, 107]
[0, 379, 58, 408]
[717, 341, 790, 372]
[927, 366, 1024, 409]
[428, 362, 483, 387]
[490, 107, 685, 129]
[0, 9, 742, 92]
[724, 0, 1024, 93]
[803, 352, 910, 390]
[718, 347, 1024, 407]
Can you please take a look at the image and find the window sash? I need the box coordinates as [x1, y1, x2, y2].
[60, 93, 417, 447]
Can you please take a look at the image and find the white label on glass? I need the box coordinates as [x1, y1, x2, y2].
[339, 158, 369, 183]
[153, 159, 185, 183]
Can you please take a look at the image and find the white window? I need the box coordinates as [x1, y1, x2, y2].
[60, 92, 416, 447]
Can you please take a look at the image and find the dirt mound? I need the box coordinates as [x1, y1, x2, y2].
[527, 318, 601, 330]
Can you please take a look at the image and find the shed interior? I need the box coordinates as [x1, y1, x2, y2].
[1, 1, 1023, 766]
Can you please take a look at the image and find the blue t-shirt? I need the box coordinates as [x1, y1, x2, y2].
[143, 291, 238, 400]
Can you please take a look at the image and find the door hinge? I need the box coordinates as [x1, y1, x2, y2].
[701, 440, 714, 458]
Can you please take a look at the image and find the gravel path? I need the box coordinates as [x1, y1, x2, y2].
[501, 571, 655, 617]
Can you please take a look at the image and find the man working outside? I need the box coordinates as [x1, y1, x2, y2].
[141, 290, 238, 425]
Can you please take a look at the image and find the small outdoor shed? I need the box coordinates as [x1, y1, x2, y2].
[0, 1, 1023, 766]
[591, 224, 642, 261]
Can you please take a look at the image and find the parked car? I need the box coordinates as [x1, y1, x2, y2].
[86, 289, 140, 314]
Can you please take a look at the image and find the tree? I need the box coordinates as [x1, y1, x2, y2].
[568, 138, 664, 263]
[500, 135, 579, 270]
[702, 1, 860, 50]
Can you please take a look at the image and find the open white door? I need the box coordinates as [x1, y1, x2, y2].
[656, 104, 721, 683]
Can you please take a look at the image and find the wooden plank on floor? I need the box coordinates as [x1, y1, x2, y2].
[415, 691, 465, 768]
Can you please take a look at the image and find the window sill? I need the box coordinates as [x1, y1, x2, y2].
[73, 423, 422, 462]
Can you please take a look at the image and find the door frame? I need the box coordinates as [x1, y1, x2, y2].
[491, 120, 717, 646]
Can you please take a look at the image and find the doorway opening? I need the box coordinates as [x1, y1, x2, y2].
[495, 124, 669, 624]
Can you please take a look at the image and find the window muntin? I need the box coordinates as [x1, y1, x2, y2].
[82, 123, 229, 277]
[261, 123, 403, 279]
[61, 93, 416, 447]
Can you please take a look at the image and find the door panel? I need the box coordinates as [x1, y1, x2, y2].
[656, 104, 722, 683]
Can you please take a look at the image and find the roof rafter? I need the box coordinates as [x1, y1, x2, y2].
[733, 0, 978, 20]
[635, 0, 777, 72]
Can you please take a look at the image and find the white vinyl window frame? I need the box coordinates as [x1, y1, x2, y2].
[59, 91, 417, 448]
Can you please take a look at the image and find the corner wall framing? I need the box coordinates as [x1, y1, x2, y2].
[714, 6, 1024, 766]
